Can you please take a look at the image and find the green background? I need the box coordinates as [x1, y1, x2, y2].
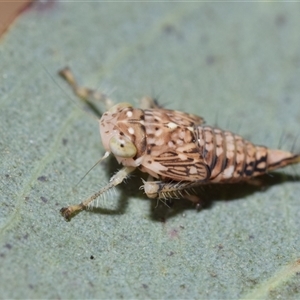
[1, 2, 300, 299]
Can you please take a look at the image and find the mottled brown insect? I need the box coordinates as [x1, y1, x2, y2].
[59, 68, 300, 221]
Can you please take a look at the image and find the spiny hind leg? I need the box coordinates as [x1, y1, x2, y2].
[142, 179, 204, 208]
[59, 67, 114, 110]
[60, 166, 135, 221]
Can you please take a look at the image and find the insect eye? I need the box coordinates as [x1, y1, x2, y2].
[109, 135, 137, 158]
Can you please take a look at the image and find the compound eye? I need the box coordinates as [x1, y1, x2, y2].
[109, 135, 137, 158]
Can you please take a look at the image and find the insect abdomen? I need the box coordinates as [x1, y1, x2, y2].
[197, 126, 299, 183]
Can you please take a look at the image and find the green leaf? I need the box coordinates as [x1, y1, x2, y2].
[1, 2, 300, 299]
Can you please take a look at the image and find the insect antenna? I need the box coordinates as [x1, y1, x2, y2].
[76, 151, 110, 186]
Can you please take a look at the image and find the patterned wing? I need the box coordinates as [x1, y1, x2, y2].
[141, 142, 210, 182]
[140, 108, 209, 181]
[144, 108, 205, 127]
[164, 109, 205, 126]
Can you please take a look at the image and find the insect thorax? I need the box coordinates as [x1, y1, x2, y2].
[100, 103, 209, 181]
[99, 103, 273, 184]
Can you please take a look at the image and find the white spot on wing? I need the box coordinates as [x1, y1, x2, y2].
[168, 141, 174, 147]
[126, 111, 133, 118]
[167, 122, 177, 130]
[189, 166, 197, 174]
[128, 127, 135, 135]
[223, 165, 234, 178]
[155, 129, 163, 137]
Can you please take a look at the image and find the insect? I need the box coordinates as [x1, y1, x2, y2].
[59, 68, 300, 221]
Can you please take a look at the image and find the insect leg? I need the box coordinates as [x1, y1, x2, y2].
[143, 179, 205, 208]
[59, 67, 114, 110]
[60, 166, 135, 221]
